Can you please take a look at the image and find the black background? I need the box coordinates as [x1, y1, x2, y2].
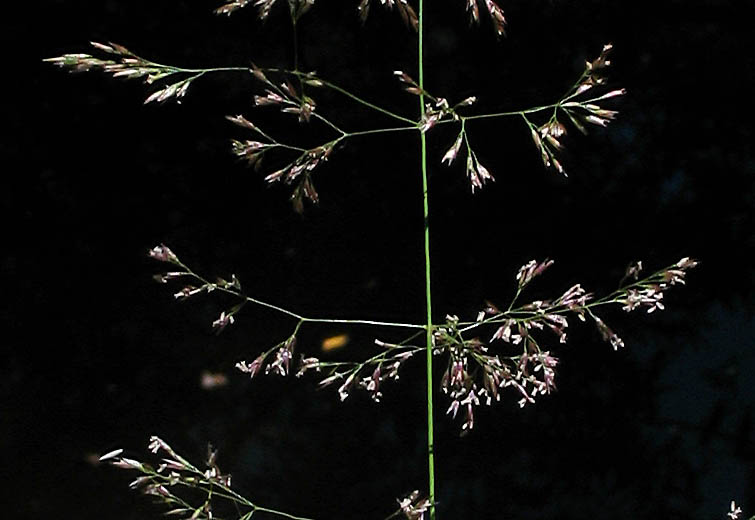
[5, 1, 754, 519]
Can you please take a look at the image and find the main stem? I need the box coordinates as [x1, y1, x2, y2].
[417, 1, 436, 518]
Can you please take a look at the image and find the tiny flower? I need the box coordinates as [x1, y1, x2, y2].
[450, 359, 466, 386]
[361, 365, 384, 402]
[455, 96, 477, 108]
[318, 372, 343, 388]
[236, 353, 266, 378]
[464, 0, 506, 37]
[282, 97, 317, 123]
[728, 501, 742, 520]
[338, 372, 356, 401]
[212, 311, 235, 333]
[516, 258, 554, 287]
[465, 155, 494, 191]
[296, 356, 321, 377]
[393, 70, 411, 82]
[360, 0, 418, 30]
[397, 490, 431, 520]
[111, 458, 143, 470]
[264, 166, 290, 183]
[158, 459, 186, 472]
[541, 120, 566, 138]
[446, 399, 460, 418]
[148, 244, 178, 263]
[461, 402, 474, 430]
[128, 476, 151, 489]
[419, 110, 441, 133]
[584, 115, 609, 127]
[148, 436, 171, 454]
[491, 319, 514, 342]
[152, 272, 186, 284]
[624, 260, 643, 281]
[588, 43, 613, 71]
[662, 269, 687, 284]
[533, 352, 558, 393]
[254, 90, 285, 106]
[592, 314, 624, 350]
[98, 448, 124, 462]
[144, 484, 172, 497]
[592, 88, 627, 101]
[144, 82, 186, 105]
[475, 161, 494, 187]
[676, 257, 699, 269]
[266, 346, 293, 376]
[214, 0, 253, 16]
[89, 41, 116, 54]
[164, 509, 190, 516]
[225, 114, 261, 132]
[484, 0, 506, 37]
[442, 132, 464, 166]
[173, 285, 205, 300]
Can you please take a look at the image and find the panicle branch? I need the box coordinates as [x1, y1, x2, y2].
[149, 245, 426, 399]
[435, 43, 625, 188]
[99, 436, 316, 520]
[44, 42, 207, 105]
[101, 437, 438, 520]
[46, 37, 627, 207]
[148, 244, 424, 331]
[44, 40, 417, 212]
[227, 111, 338, 213]
[148, 247, 697, 436]
[522, 44, 625, 176]
[433, 257, 697, 432]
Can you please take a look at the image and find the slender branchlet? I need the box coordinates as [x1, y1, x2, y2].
[148, 244, 423, 331]
[436, 43, 625, 182]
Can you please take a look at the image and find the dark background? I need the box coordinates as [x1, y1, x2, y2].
[4, 1, 754, 519]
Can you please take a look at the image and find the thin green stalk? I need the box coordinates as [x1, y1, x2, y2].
[417, 0, 436, 518]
